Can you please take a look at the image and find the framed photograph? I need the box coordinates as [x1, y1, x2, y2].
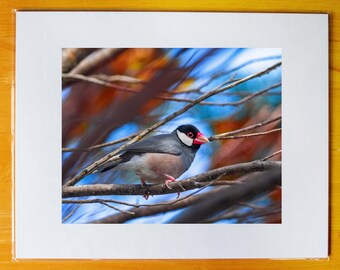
[15, 11, 328, 259]
[1, 2, 335, 268]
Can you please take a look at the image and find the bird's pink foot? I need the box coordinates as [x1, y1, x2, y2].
[164, 174, 180, 199]
[164, 174, 176, 189]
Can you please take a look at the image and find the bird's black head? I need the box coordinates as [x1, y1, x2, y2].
[174, 124, 209, 150]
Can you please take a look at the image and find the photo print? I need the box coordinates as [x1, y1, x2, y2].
[61, 48, 282, 224]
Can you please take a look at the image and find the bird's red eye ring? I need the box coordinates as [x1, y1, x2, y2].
[187, 132, 194, 138]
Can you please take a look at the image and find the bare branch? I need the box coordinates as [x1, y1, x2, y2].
[92, 74, 144, 84]
[206, 55, 282, 82]
[63, 181, 214, 209]
[62, 160, 281, 198]
[215, 83, 280, 106]
[63, 199, 135, 215]
[63, 198, 134, 207]
[171, 88, 281, 97]
[63, 62, 282, 187]
[62, 205, 81, 223]
[174, 55, 281, 96]
[69, 48, 122, 75]
[96, 200, 135, 215]
[209, 115, 281, 141]
[203, 205, 281, 223]
[91, 168, 281, 223]
[62, 48, 124, 88]
[62, 178, 242, 216]
[92, 188, 214, 223]
[62, 132, 139, 152]
[62, 48, 96, 73]
[63, 73, 280, 106]
[215, 128, 281, 140]
[261, 150, 282, 161]
[62, 73, 140, 93]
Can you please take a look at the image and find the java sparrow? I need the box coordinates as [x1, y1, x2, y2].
[99, 124, 209, 197]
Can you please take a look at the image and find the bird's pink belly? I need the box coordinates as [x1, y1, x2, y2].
[136, 153, 184, 184]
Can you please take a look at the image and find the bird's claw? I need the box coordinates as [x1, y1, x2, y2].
[165, 179, 175, 190]
[143, 190, 151, 200]
[164, 175, 176, 190]
[175, 192, 180, 199]
[141, 179, 152, 200]
[164, 174, 180, 199]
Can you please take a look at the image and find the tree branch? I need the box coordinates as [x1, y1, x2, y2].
[261, 150, 282, 161]
[62, 132, 139, 152]
[62, 73, 280, 106]
[90, 168, 281, 223]
[62, 48, 124, 88]
[63, 62, 281, 187]
[62, 48, 96, 73]
[215, 128, 281, 140]
[63, 181, 212, 209]
[62, 160, 281, 198]
[92, 74, 144, 84]
[63, 179, 230, 209]
[209, 114, 281, 141]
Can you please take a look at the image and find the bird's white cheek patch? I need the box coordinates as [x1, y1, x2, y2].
[177, 130, 193, 146]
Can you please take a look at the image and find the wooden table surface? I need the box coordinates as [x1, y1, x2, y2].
[0, 1, 339, 269]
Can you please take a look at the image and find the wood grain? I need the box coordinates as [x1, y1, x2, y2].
[0, 0, 339, 269]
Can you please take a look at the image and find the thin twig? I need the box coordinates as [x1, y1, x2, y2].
[63, 48, 124, 88]
[171, 88, 281, 96]
[217, 128, 281, 140]
[62, 73, 140, 93]
[238, 201, 266, 210]
[63, 198, 135, 215]
[261, 150, 282, 161]
[62, 205, 81, 223]
[98, 201, 135, 215]
[177, 55, 281, 96]
[63, 73, 280, 106]
[62, 132, 139, 152]
[63, 198, 140, 208]
[69, 49, 123, 75]
[209, 115, 281, 141]
[215, 83, 280, 106]
[92, 74, 144, 84]
[204, 55, 282, 83]
[62, 48, 96, 73]
[203, 205, 281, 223]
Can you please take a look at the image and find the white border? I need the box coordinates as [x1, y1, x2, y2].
[15, 12, 328, 259]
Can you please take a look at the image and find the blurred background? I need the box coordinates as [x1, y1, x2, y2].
[62, 48, 282, 224]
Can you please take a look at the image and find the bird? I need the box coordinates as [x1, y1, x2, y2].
[98, 124, 209, 198]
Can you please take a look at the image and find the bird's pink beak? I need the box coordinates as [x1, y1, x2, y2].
[193, 132, 209, 145]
